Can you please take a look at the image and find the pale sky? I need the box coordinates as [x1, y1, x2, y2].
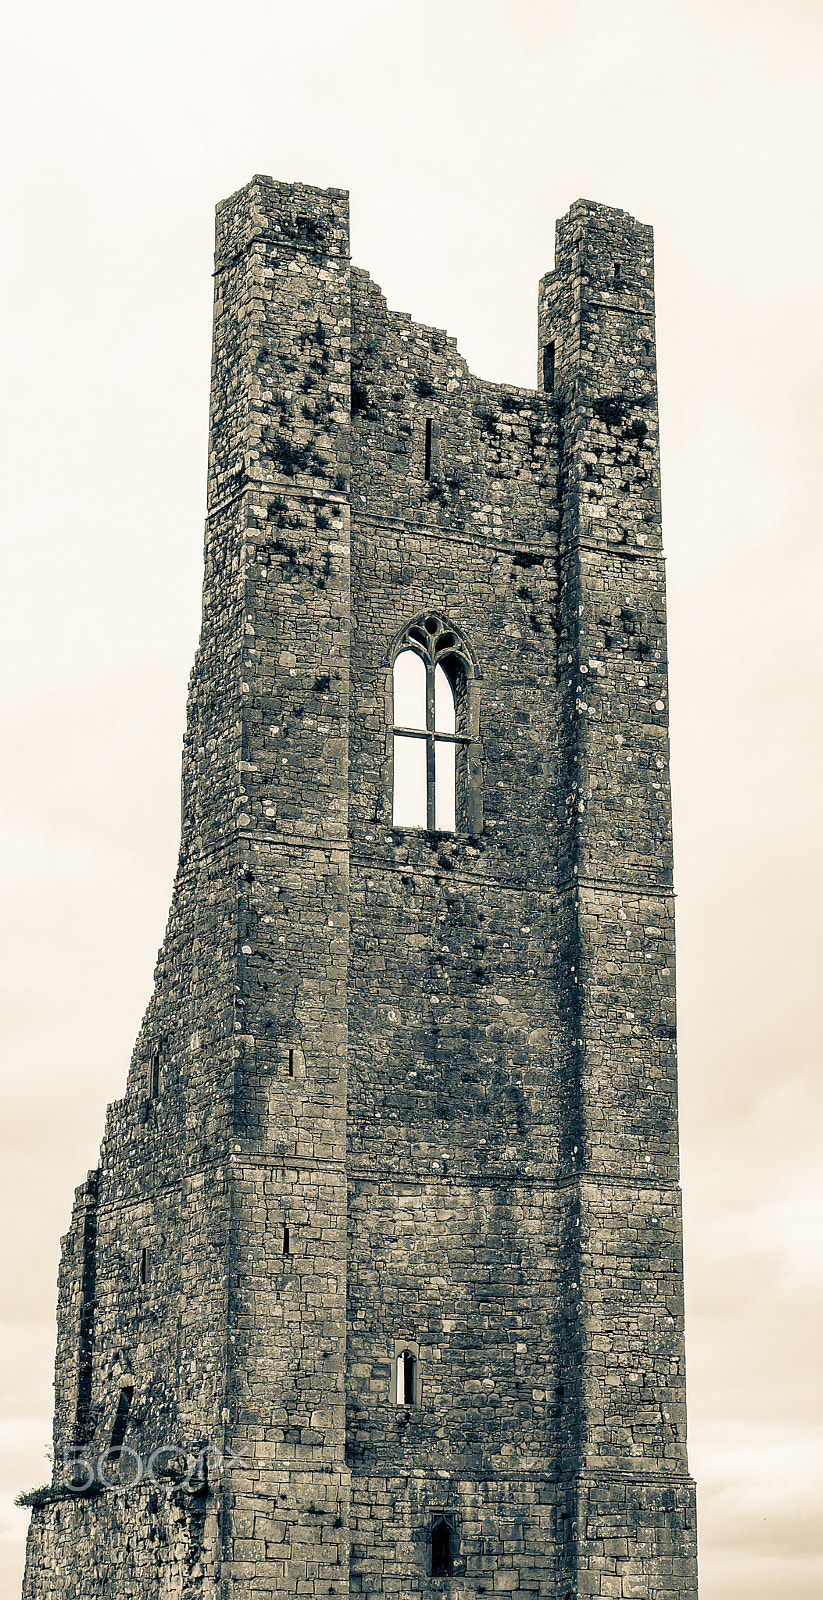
[1, 3, 821, 1596]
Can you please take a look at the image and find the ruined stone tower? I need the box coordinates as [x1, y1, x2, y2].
[21, 176, 698, 1598]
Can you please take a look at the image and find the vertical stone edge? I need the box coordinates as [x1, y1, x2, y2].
[212, 176, 353, 1598]
[542, 201, 699, 1599]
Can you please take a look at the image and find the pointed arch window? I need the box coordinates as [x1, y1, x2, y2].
[391, 614, 479, 833]
[430, 1513, 459, 1577]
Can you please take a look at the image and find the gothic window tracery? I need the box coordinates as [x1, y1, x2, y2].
[391, 614, 478, 833]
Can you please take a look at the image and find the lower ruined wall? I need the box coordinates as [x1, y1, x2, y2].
[349, 1471, 697, 1599]
[575, 1475, 698, 1600]
[349, 1473, 574, 1598]
[22, 1483, 219, 1600]
[21, 1463, 353, 1600]
[21, 1457, 697, 1599]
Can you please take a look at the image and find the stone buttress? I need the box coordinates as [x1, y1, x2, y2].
[21, 177, 698, 1599]
[541, 204, 697, 1596]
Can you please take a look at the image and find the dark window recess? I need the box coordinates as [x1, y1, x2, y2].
[283, 1227, 290, 1255]
[431, 1516, 454, 1577]
[288, 1049, 294, 1077]
[74, 1175, 98, 1443]
[139, 1247, 147, 1285]
[148, 1046, 160, 1100]
[542, 342, 555, 393]
[108, 1387, 133, 1463]
[424, 418, 432, 480]
[613, 260, 621, 279]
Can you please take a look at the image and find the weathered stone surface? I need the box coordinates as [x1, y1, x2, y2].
[21, 176, 698, 1598]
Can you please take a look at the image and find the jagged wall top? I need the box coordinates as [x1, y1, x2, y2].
[214, 175, 350, 268]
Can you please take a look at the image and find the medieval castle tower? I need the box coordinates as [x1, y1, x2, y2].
[21, 176, 698, 1598]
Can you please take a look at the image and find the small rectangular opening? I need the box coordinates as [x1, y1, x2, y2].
[288, 1049, 294, 1077]
[542, 342, 555, 393]
[283, 1226, 290, 1255]
[424, 418, 432, 480]
[148, 1050, 159, 1100]
[613, 260, 621, 279]
[139, 1247, 147, 1286]
[396, 1349, 416, 1405]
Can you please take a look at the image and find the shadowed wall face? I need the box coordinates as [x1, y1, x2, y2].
[21, 176, 697, 1600]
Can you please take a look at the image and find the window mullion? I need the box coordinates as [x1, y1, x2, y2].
[425, 664, 436, 830]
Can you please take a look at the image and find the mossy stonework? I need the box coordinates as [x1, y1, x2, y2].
[21, 177, 698, 1598]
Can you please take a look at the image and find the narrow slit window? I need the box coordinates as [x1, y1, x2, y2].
[283, 1226, 290, 1255]
[148, 1046, 160, 1101]
[288, 1049, 294, 1077]
[613, 260, 621, 279]
[424, 418, 432, 480]
[109, 1387, 133, 1463]
[396, 1348, 416, 1406]
[542, 341, 555, 393]
[139, 1246, 147, 1285]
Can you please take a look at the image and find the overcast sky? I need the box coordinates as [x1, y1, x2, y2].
[1, 2, 821, 1596]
